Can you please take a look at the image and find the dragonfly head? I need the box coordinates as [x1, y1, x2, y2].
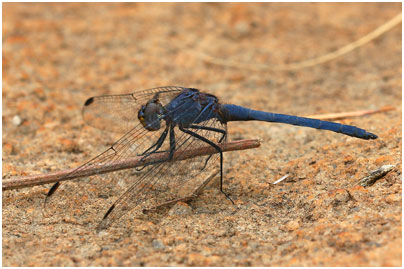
[138, 101, 165, 131]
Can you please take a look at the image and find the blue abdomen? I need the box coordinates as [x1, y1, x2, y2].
[219, 104, 377, 140]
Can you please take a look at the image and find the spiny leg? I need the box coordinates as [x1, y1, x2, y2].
[139, 124, 169, 156]
[136, 125, 170, 171]
[144, 123, 177, 165]
[168, 123, 176, 160]
[188, 124, 227, 141]
[179, 126, 234, 204]
[136, 124, 177, 172]
[188, 124, 227, 171]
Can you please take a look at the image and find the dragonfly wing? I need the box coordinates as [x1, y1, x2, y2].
[45, 95, 226, 227]
[96, 118, 228, 230]
[82, 86, 185, 133]
[44, 121, 168, 214]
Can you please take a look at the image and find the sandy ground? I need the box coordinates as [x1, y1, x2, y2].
[2, 3, 402, 266]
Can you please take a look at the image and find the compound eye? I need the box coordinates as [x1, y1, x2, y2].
[144, 102, 159, 115]
[138, 103, 163, 131]
[138, 105, 146, 126]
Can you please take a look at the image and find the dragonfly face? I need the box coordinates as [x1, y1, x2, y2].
[138, 97, 165, 131]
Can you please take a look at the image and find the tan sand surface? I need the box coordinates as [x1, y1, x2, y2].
[3, 3, 401, 266]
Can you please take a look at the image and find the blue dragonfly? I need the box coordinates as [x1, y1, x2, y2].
[45, 86, 377, 230]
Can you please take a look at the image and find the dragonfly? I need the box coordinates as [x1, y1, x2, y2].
[45, 86, 377, 230]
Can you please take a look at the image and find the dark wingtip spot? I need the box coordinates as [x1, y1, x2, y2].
[84, 97, 94, 106]
[47, 182, 60, 198]
[103, 204, 115, 220]
[44, 182, 60, 206]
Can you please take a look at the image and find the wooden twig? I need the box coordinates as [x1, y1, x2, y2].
[2, 139, 260, 191]
[359, 164, 395, 187]
[306, 106, 395, 121]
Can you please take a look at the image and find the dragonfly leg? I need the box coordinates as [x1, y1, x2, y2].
[136, 124, 176, 171]
[188, 124, 227, 171]
[188, 124, 227, 141]
[168, 124, 176, 160]
[135, 125, 170, 171]
[139, 125, 169, 157]
[179, 126, 234, 204]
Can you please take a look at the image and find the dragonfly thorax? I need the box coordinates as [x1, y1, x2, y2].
[138, 99, 165, 131]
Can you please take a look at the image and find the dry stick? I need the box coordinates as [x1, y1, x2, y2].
[189, 13, 402, 71]
[2, 139, 260, 191]
[359, 164, 395, 187]
[306, 106, 395, 121]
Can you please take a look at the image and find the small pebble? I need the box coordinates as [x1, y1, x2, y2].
[152, 239, 165, 250]
[234, 21, 250, 35]
[168, 202, 193, 216]
[286, 220, 300, 231]
[12, 115, 22, 126]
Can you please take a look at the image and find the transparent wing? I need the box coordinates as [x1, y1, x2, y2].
[97, 117, 227, 230]
[45, 93, 195, 212]
[45, 97, 228, 230]
[82, 86, 185, 133]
